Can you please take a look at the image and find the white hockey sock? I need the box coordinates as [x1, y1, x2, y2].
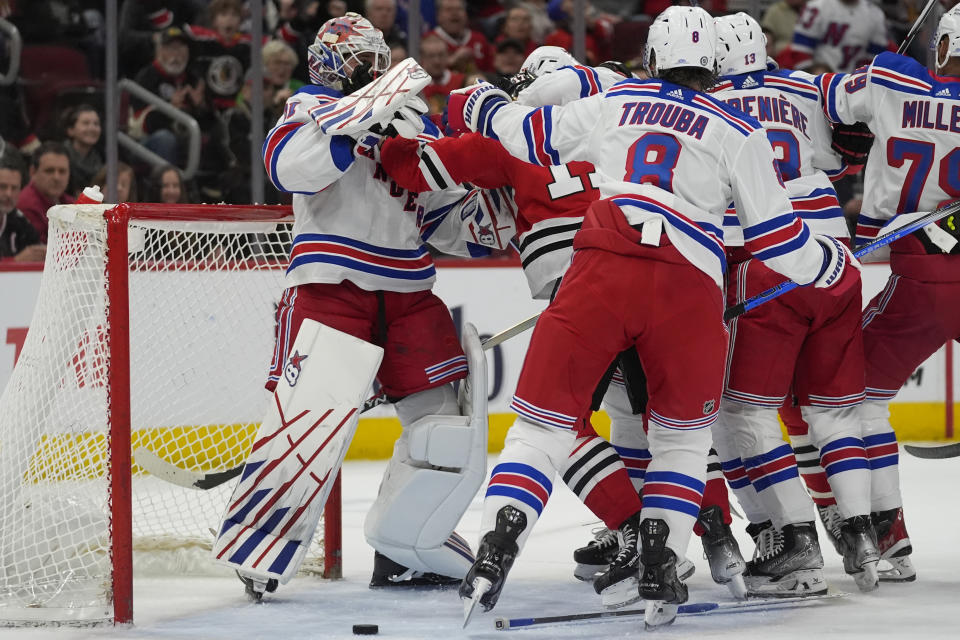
[860, 400, 903, 512]
[804, 405, 871, 519]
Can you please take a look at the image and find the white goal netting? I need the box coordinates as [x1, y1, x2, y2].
[0, 204, 329, 624]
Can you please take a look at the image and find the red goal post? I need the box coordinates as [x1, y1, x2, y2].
[0, 203, 341, 626]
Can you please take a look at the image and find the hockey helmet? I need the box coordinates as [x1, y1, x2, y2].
[520, 45, 578, 78]
[714, 12, 767, 77]
[643, 6, 717, 75]
[935, 5, 960, 71]
[307, 12, 390, 91]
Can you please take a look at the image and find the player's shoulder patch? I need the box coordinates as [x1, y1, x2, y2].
[869, 52, 934, 96]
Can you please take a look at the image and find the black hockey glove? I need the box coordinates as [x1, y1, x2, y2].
[831, 122, 873, 168]
[342, 61, 375, 95]
[598, 60, 631, 78]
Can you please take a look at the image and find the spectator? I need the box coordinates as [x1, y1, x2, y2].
[0, 153, 45, 262]
[263, 40, 304, 109]
[366, 0, 406, 43]
[62, 104, 104, 197]
[118, 0, 201, 77]
[543, 0, 618, 63]
[420, 36, 465, 114]
[762, 0, 807, 55]
[427, 0, 495, 73]
[497, 6, 537, 58]
[151, 164, 192, 204]
[489, 38, 526, 86]
[93, 163, 138, 204]
[185, 0, 252, 112]
[17, 142, 74, 243]
[130, 26, 209, 165]
[388, 40, 409, 68]
[518, 1, 556, 43]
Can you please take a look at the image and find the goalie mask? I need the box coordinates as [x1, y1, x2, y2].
[643, 6, 717, 76]
[714, 12, 766, 77]
[935, 5, 960, 72]
[307, 12, 390, 92]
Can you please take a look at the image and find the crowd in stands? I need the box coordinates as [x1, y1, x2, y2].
[0, 0, 938, 263]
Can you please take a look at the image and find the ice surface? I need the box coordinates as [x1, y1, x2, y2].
[3, 450, 958, 639]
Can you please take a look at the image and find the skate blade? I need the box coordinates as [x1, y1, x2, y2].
[878, 557, 917, 582]
[599, 577, 640, 609]
[745, 569, 827, 598]
[725, 573, 748, 600]
[462, 577, 492, 628]
[644, 601, 678, 629]
[574, 563, 603, 582]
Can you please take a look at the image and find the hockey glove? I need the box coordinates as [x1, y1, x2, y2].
[353, 96, 428, 157]
[831, 122, 873, 170]
[813, 234, 861, 296]
[446, 82, 511, 134]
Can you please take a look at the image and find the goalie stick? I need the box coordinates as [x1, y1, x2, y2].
[724, 200, 960, 321]
[494, 592, 848, 630]
[135, 312, 540, 490]
[904, 442, 960, 459]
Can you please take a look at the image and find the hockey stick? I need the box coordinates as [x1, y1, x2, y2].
[494, 592, 847, 630]
[898, 0, 939, 55]
[136, 312, 540, 490]
[724, 200, 960, 322]
[904, 442, 960, 459]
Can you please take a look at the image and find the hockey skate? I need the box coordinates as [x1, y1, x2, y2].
[743, 522, 827, 598]
[368, 551, 460, 589]
[872, 507, 916, 582]
[637, 518, 688, 629]
[573, 527, 620, 582]
[838, 515, 880, 592]
[236, 570, 278, 602]
[593, 513, 641, 608]
[696, 505, 747, 599]
[460, 505, 527, 627]
[816, 504, 844, 556]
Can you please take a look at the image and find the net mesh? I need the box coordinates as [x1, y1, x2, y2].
[0, 204, 324, 624]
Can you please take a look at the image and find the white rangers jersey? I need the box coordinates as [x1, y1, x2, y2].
[480, 78, 826, 288]
[791, 0, 888, 72]
[712, 68, 850, 245]
[818, 52, 960, 245]
[516, 63, 625, 107]
[264, 85, 514, 292]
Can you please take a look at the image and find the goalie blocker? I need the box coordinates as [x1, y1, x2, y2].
[212, 320, 488, 586]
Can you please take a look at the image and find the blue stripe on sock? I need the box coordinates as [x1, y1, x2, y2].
[643, 495, 701, 518]
[485, 485, 545, 515]
[751, 466, 800, 492]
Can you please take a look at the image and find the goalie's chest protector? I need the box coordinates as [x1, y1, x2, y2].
[285, 154, 437, 293]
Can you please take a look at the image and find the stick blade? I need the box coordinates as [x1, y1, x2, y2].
[134, 448, 207, 489]
[904, 443, 960, 459]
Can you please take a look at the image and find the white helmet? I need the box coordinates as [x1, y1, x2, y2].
[714, 12, 767, 77]
[520, 46, 578, 78]
[934, 5, 960, 71]
[643, 6, 717, 75]
[307, 12, 390, 92]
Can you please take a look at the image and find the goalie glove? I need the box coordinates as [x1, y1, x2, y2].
[446, 82, 511, 135]
[813, 234, 861, 296]
[831, 122, 873, 169]
[353, 96, 428, 158]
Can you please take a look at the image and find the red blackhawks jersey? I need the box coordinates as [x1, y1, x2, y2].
[381, 133, 599, 299]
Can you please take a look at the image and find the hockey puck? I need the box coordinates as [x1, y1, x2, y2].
[352, 624, 379, 635]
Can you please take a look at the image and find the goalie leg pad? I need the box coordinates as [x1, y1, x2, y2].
[364, 323, 488, 578]
[212, 319, 383, 584]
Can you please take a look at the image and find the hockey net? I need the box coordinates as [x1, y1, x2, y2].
[0, 203, 340, 625]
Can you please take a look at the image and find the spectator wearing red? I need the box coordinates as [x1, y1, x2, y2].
[16, 142, 74, 243]
[420, 36, 466, 115]
[543, 0, 618, 63]
[427, 0, 494, 73]
[496, 6, 537, 58]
